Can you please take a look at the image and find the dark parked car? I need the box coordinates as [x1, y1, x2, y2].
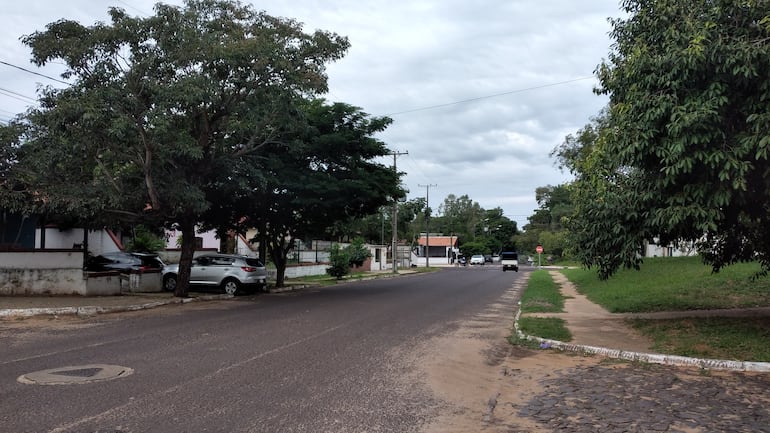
[161, 254, 267, 295]
[86, 252, 165, 273]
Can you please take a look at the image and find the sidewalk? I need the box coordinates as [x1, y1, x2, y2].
[516, 270, 770, 372]
[0, 292, 232, 318]
[0, 271, 414, 318]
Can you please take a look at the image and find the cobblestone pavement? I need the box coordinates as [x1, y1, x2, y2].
[502, 354, 770, 433]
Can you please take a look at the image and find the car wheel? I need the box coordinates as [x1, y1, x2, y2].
[222, 278, 240, 295]
[163, 274, 178, 292]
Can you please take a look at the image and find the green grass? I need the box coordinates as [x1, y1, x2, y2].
[285, 266, 439, 286]
[520, 269, 566, 313]
[555, 256, 770, 361]
[561, 256, 770, 313]
[517, 317, 572, 342]
[629, 317, 770, 362]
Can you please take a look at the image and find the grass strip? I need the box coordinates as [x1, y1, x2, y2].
[520, 269, 566, 313]
[629, 316, 770, 362]
[518, 317, 572, 342]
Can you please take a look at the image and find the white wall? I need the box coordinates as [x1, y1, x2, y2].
[0, 251, 88, 295]
[35, 228, 121, 255]
[645, 239, 699, 258]
[165, 228, 220, 250]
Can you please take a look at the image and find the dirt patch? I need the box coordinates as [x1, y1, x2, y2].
[414, 271, 770, 432]
[415, 274, 599, 433]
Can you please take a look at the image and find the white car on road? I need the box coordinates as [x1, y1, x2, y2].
[469, 255, 485, 265]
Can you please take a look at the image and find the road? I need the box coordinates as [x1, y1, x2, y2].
[0, 265, 524, 433]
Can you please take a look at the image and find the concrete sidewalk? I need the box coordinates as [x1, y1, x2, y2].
[0, 292, 233, 318]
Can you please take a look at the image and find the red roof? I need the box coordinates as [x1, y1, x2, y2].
[417, 236, 457, 247]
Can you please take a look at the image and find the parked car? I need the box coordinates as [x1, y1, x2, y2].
[86, 251, 165, 273]
[162, 254, 267, 295]
[469, 254, 485, 265]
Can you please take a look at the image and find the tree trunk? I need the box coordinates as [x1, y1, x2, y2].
[257, 219, 268, 264]
[175, 219, 196, 298]
[271, 244, 288, 288]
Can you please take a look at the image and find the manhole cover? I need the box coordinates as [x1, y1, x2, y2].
[53, 368, 103, 378]
[18, 364, 134, 385]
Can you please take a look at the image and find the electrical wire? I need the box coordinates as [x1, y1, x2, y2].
[0, 60, 70, 86]
[0, 87, 36, 102]
[382, 76, 594, 117]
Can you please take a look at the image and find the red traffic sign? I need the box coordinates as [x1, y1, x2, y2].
[536, 245, 544, 254]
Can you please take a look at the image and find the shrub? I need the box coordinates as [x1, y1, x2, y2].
[326, 244, 351, 280]
[125, 225, 166, 253]
[347, 237, 371, 267]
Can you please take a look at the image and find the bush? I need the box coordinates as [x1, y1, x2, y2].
[125, 225, 166, 253]
[347, 237, 371, 267]
[326, 244, 351, 280]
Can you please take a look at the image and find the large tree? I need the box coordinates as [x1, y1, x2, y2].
[568, 0, 770, 278]
[6, 0, 350, 296]
[238, 99, 403, 287]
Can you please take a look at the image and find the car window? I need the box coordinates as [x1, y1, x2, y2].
[244, 258, 263, 267]
[195, 257, 211, 266]
[211, 257, 234, 266]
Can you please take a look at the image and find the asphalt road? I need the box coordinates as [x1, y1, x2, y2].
[0, 265, 524, 433]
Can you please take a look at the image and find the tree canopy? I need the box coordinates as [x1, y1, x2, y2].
[240, 99, 403, 287]
[514, 184, 572, 258]
[1, 0, 359, 296]
[559, 0, 770, 278]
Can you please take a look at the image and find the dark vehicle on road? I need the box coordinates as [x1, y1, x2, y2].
[86, 251, 165, 273]
[162, 254, 267, 295]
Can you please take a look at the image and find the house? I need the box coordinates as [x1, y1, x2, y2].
[412, 234, 458, 267]
[0, 215, 130, 295]
[643, 238, 699, 258]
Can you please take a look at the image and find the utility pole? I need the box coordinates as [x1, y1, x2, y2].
[389, 150, 408, 273]
[418, 183, 437, 268]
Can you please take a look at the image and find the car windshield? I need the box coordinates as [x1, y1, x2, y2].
[244, 258, 263, 267]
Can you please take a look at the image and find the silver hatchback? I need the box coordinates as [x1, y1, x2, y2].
[162, 254, 267, 295]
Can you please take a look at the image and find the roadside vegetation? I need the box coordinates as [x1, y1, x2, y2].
[286, 266, 437, 287]
[561, 256, 770, 313]
[629, 317, 770, 362]
[516, 317, 572, 343]
[520, 270, 566, 313]
[516, 269, 572, 343]
[558, 256, 770, 362]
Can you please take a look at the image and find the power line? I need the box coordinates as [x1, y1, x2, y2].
[383, 76, 594, 117]
[0, 87, 36, 102]
[0, 60, 71, 86]
[116, 0, 152, 17]
[0, 90, 34, 105]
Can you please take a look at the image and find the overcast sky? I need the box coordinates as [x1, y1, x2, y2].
[1, 1, 622, 229]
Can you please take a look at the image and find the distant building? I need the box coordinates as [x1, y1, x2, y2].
[413, 234, 458, 266]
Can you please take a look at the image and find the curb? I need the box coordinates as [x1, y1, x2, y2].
[0, 294, 233, 318]
[0, 271, 422, 317]
[514, 308, 770, 373]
